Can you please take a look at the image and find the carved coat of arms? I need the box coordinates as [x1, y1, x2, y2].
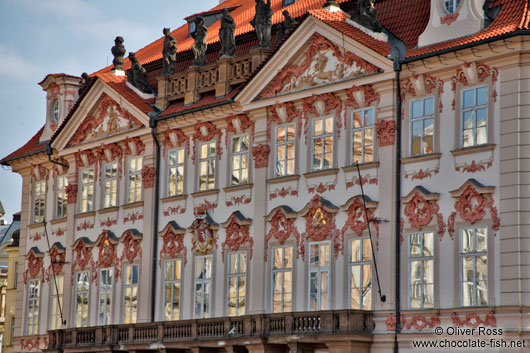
[190, 216, 217, 255]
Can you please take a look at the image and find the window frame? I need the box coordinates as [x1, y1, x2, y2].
[197, 141, 217, 192]
[271, 245, 294, 313]
[408, 232, 435, 309]
[443, 0, 461, 14]
[33, 180, 46, 223]
[52, 100, 60, 123]
[74, 271, 90, 327]
[167, 147, 185, 197]
[102, 162, 119, 209]
[459, 226, 488, 307]
[98, 268, 114, 326]
[310, 116, 334, 172]
[351, 107, 375, 164]
[55, 175, 68, 219]
[349, 237, 373, 310]
[408, 96, 435, 157]
[49, 275, 64, 330]
[127, 156, 143, 203]
[226, 251, 247, 317]
[308, 240, 331, 311]
[460, 85, 489, 149]
[79, 168, 95, 213]
[26, 279, 40, 336]
[163, 258, 182, 321]
[229, 134, 250, 186]
[274, 123, 297, 177]
[194, 255, 213, 319]
[122, 264, 138, 324]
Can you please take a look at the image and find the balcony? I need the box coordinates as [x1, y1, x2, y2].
[46, 310, 374, 352]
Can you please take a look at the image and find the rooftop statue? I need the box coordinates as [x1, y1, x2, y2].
[351, 0, 382, 33]
[191, 16, 208, 66]
[250, 0, 273, 49]
[219, 9, 236, 58]
[111, 36, 126, 71]
[276, 10, 296, 44]
[127, 52, 153, 94]
[162, 28, 178, 75]
[78, 72, 90, 95]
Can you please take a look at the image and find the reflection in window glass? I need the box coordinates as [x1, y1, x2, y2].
[26, 279, 40, 335]
[350, 238, 372, 310]
[231, 135, 249, 185]
[308, 241, 330, 311]
[312, 117, 333, 171]
[168, 148, 185, 196]
[199, 142, 216, 191]
[33, 180, 46, 223]
[444, 0, 461, 14]
[352, 108, 374, 164]
[103, 163, 118, 208]
[75, 272, 89, 327]
[194, 255, 212, 318]
[164, 259, 181, 320]
[123, 265, 138, 324]
[56, 176, 68, 218]
[80, 169, 94, 213]
[128, 157, 143, 203]
[462, 86, 488, 148]
[98, 269, 113, 325]
[227, 252, 247, 316]
[49, 275, 64, 330]
[461, 227, 488, 307]
[410, 97, 434, 156]
[275, 124, 296, 177]
[408, 232, 434, 309]
[272, 246, 293, 313]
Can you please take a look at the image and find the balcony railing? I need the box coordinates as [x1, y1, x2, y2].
[47, 310, 373, 351]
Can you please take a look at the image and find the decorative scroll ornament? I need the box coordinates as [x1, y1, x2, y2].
[94, 230, 119, 282]
[303, 92, 343, 139]
[451, 62, 498, 110]
[24, 248, 44, 285]
[31, 164, 49, 183]
[375, 119, 396, 147]
[47, 81, 60, 101]
[119, 230, 143, 265]
[46, 243, 66, 282]
[192, 121, 223, 163]
[189, 214, 218, 255]
[141, 166, 156, 188]
[221, 212, 253, 262]
[265, 206, 303, 261]
[261, 33, 380, 97]
[341, 196, 379, 249]
[225, 114, 255, 149]
[447, 179, 498, 239]
[344, 84, 380, 129]
[163, 128, 189, 156]
[123, 136, 146, 156]
[402, 187, 446, 240]
[66, 184, 78, 204]
[401, 74, 444, 115]
[252, 144, 270, 168]
[94, 142, 123, 164]
[159, 221, 187, 266]
[452, 311, 496, 328]
[268, 101, 302, 142]
[52, 158, 69, 177]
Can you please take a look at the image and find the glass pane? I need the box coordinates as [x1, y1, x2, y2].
[423, 233, 434, 257]
[277, 126, 285, 143]
[284, 247, 293, 268]
[365, 109, 374, 126]
[351, 239, 361, 262]
[364, 129, 373, 162]
[324, 117, 333, 134]
[477, 126, 487, 145]
[462, 281, 473, 306]
[476, 227, 487, 252]
[362, 285, 372, 310]
[423, 259, 433, 283]
[232, 136, 241, 153]
[476, 280, 488, 306]
[273, 248, 282, 269]
[462, 229, 474, 253]
[476, 256, 487, 282]
[463, 89, 474, 109]
[411, 100, 422, 118]
[477, 86, 488, 106]
[410, 234, 421, 257]
[462, 256, 474, 282]
[320, 243, 329, 267]
[424, 97, 434, 116]
[353, 111, 362, 128]
[310, 244, 319, 267]
[362, 239, 372, 261]
[287, 125, 295, 141]
[424, 283, 434, 308]
[314, 119, 323, 136]
[351, 265, 361, 289]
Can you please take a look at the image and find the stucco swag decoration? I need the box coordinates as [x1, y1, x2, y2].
[192, 121, 223, 163]
[141, 165, 156, 188]
[374, 119, 396, 147]
[159, 221, 187, 266]
[402, 186, 446, 240]
[225, 114, 255, 149]
[386, 312, 440, 332]
[221, 212, 253, 262]
[119, 230, 143, 266]
[401, 73, 444, 116]
[344, 84, 380, 125]
[163, 128, 190, 156]
[268, 101, 302, 143]
[71, 237, 95, 283]
[252, 144, 270, 168]
[93, 230, 120, 283]
[265, 206, 303, 261]
[303, 92, 343, 139]
[341, 195, 380, 249]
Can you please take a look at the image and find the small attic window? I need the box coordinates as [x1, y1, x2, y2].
[52, 101, 60, 122]
[444, 0, 461, 14]
[282, 0, 295, 7]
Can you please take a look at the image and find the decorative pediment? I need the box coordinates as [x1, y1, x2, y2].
[265, 205, 303, 261]
[71, 237, 95, 282]
[341, 195, 379, 240]
[46, 242, 66, 282]
[260, 33, 381, 98]
[159, 221, 187, 265]
[221, 211, 253, 262]
[68, 93, 144, 146]
[93, 230, 120, 281]
[402, 186, 446, 240]
[24, 247, 45, 285]
[119, 229, 143, 265]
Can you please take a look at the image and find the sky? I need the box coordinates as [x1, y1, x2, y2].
[0, 0, 218, 222]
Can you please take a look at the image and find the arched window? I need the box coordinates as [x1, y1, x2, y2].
[52, 101, 60, 122]
[444, 0, 461, 14]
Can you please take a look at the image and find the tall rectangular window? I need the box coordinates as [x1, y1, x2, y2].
[103, 163, 118, 208]
[56, 176, 68, 218]
[123, 264, 138, 324]
[33, 180, 46, 223]
[194, 255, 212, 318]
[128, 157, 143, 203]
[98, 269, 113, 325]
[409, 232, 434, 309]
[80, 169, 94, 213]
[198, 142, 216, 191]
[231, 135, 249, 185]
[275, 124, 295, 177]
[461, 227, 487, 306]
[271, 246, 293, 313]
[350, 238, 372, 310]
[26, 279, 40, 335]
[352, 108, 374, 163]
[168, 148, 185, 196]
[462, 86, 488, 148]
[308, 241, 330, 311]
[75, 272, 89, 327]
[227, 252, 246, 316]
[49, 275, 64, 330]
[311, 117, 333, 171]
[163, 259, 181, 321]
[410, 97, 434, 156]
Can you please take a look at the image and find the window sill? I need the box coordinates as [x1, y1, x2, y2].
[401, 153, 441, 165]
[50, 217, 67, 225]
[342, 162, 380, 173]
[267, 174, 300, 185]
[451, 144, 495, 156]
[28, 222, 45, 230]
[98, 206, 120, 215]
[122, 201, 144, 210]
[303, 168, 339, 179]
[224, 183, 253, 193]
[161, 194, 188, 203]
[74, 211, 96, 219]
[192, 189, 220, 198]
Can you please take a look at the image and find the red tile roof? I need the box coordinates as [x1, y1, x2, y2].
[159, 87, 241, 118]
[96, 73, 155, 114]
[37, 73, 81, 85]
[0, 127, 46, 164]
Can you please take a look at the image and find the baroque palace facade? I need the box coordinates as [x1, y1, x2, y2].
[2, 0, 530, 352]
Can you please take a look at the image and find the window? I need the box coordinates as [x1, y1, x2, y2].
[409, 232, 434, 309]
[74, 272, 89, 327]
[271, 246, 293, 313]
[308, 241, 330, 311]
[56, 176, 67, 218]
[26, 279, 40, 335]
[227, 252, 246, 316]
[461, 86, 488, 148]
[198, 142, 216, 191]
[350, 238, 372, 310]
[98, 268, 113, 325]
[163, 259, 182, 321]
[0, 286, 6, 318]
[194, 255, 212, 318]
[103, 163, 118, 208]
[410, 97, 434, 156]
[49, 275, 64, 330]
[352, 108, 374, 164]
[80, 169, 94, 213]
[311, 117, 333, 171]
[33, 180, 46, 223]
[128, 157, 143, 203]
[461, 226, 488, 307]
[275, 124, 295, 177]
[52, 101, 60, 122]
[231, 135, 249, 185]
[444, 0, 460, 13]
[123, 264, 138, 324]
[14, 262, 18, 289]
[168, 148, 185, 196]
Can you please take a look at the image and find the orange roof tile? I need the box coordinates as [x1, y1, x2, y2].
[159, 87, 241, 118]
[96, 73, 155, 114]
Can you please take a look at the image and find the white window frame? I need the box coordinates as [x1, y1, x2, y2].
[349, 238, 372, 310]
[444, 0, 460, 14]
[168, 148, 185, 197]
[311, 116, 334, 172]
[49, 275, 64, 330]
[194, 255, 213, 319]
[461, 85, 488, 148]
[308, 240, 330, 311]
[55, 175, 68, 219]
[163, 259, 182, 321]
[460, 226, 488, 307]
[271, 245, 293, 313]
[26, 279, 40, 335]
[74, 271, 90, 327]
[98, 268, 113, 325]
[122, 264, 138, 324]
[79, 168, 95, 213]
[52, 100, 60, 122]
[198, 141, 216, 191]
[227, 251, 247, 317]
[230, 134, 250, 186]
[33, 180, 46, 223]
[409, 97, 435, 156]
[274, 123, 296, 177]
[408, 232, 434, 309]
[351, 107, 375, 164]
[127, 157, 143, 203]
[102, 162, 118, 208]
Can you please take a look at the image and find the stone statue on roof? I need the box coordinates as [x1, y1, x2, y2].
[111, 36, 126, 71]
[78, 72, 90, 95]
[162, 28, 178, 75]
[191, 16, 208, 66]
[276, 10, 296, 44]
[250, 0, 273, 49]
[219, 9, 236, 58]
[351, 0, 382, 33]
[127, 52, 153, 94]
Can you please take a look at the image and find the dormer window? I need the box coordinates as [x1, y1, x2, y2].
[52, 101, 60, 123]
[444, 0, 461, 14]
